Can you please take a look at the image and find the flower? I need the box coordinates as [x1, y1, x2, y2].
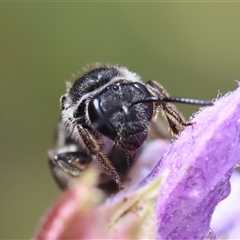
[33, 84, 240, 240]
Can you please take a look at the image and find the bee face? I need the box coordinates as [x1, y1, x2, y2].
[61, 65, 155, 154]
[48, 63, 213, 192]
[87, 82, 154, 151]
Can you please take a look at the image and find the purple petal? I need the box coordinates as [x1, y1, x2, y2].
[211, 170, 240, 239]
[141, 84, 240, 239]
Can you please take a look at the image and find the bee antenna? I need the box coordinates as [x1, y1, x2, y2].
[130, 97, 213, 107]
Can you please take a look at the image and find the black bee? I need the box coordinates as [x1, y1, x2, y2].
[48, 63, 213, 193]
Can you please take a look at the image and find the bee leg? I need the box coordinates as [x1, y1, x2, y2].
[146, 80, 171, 98]
[162, 103, 193, 135]
[48, 121, 93, 189]
[48, 148, 92, 190]
[146, 80, 192, 135]
[76, 125, 124, 190]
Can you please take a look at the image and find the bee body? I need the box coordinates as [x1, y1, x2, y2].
[48, 63, 213, 192]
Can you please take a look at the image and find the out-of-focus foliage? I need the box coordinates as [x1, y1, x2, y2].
[0, 3, 240, 239]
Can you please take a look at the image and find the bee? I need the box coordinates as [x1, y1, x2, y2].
[48, 63, 213, 193]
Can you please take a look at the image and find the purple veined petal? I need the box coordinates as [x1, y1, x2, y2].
[139, 84, 240, 239]
[211, 170, 240, 239]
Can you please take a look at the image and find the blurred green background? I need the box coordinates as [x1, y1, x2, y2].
[1, 2, 240, 239]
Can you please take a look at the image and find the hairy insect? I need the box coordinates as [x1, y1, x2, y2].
[48, 63, 213, 192]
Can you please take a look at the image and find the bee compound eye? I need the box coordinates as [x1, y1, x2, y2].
[88, 96, 117, 140]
